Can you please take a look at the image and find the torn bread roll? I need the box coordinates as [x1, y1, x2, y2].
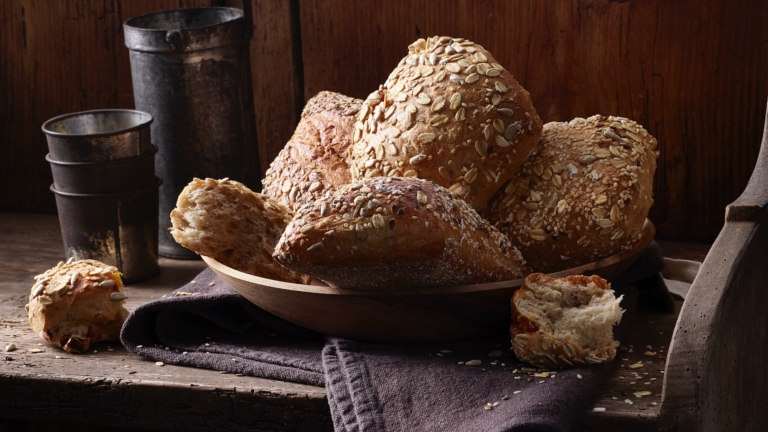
[262, 91, 363, 211]
[26, 259, 128, 353]
[510, 273, 624, 368]
[273, 177, 530, 289]
[170, 178, 310, 284]
[486, 115, 658, 272]
[349, 36, 543, 211]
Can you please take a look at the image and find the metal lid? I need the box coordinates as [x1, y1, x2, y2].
[124, 7, 245, 53]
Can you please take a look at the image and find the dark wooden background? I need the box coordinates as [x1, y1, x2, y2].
[2, 0, 767, 243]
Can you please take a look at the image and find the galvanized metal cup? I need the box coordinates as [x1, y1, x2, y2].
[41, 109, 153, 162]
[46, 145, 158, 194]
[124, 7, 259, 259]
[50, 178, 162, 283]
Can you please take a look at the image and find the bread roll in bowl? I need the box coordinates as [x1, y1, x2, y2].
[349, 36, 543, 211]
[486, 115, 659, 272]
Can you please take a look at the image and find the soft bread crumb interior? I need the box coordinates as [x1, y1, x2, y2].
[515, 277, 623, 350]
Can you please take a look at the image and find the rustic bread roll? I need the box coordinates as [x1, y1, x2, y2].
[26, 259, 128, 353]
[262, 91, 363, 211]
[273, 177, 530, 290]
[510, 273, 623, 368]
[349, 36, 543, 211]
[486, 115, 659, 272]
[170, 178, 309, 284]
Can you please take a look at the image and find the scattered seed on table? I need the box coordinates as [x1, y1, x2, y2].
[156, 362, 164, 366]
[593, 407, 606, 412]
[577, 374, 583, 379]
[513, 391, 522, 395]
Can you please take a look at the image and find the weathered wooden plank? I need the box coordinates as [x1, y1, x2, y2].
[297, 0, 768, 243]
[0, 0, 242, 214]
[246, 0, 302, 182]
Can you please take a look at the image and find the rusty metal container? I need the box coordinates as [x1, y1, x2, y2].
[41, 109, 153, 162]
[124, 7, 259, 259]
[50, 178, 162, 283]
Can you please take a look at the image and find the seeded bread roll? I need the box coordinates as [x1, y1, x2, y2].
[26, 259, 128, 353]
[349, 36, 543, 211]
[170, 178, 310, 284]
[486, 115, 659, 272]
[273, 177, 530, 290]
[510, 273, 624, 368]
[262, 91, 363, 211]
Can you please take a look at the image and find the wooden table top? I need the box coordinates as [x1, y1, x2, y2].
[0, 213, 709, 431]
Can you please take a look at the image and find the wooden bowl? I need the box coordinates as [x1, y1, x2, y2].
[203, 219, 655, 343]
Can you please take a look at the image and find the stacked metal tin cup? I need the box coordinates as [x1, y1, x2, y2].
[42, 109, 161, 283]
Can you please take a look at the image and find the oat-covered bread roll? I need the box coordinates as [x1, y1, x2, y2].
[262, 91, 362, 211]
[486, 115, 659, 272]
[510, 273, 624, 368]
[170, 178, 309, 284]
[273, 177, 530, 290]
[349, 36, 543, 211]
[26, 259, 128, 353]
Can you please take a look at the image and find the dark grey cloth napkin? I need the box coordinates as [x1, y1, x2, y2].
[121, 242, 667, 432]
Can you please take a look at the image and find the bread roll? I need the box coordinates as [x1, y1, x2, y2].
[486, 115, 659, 272]
[170, 178, 309, 284]
[26, 259, 128, 353]
[510, 273, 623, 368]
[349, 36, 543, 211]
[273, 177, 530, 290]
[262, 91, 362, 211]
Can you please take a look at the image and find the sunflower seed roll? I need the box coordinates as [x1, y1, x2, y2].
[486, 115, 659, 272]
[349, 36, 543, 211]
[273, 177, 530, 290]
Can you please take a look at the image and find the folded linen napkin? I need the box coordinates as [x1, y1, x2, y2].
[121, 243, 667, 432]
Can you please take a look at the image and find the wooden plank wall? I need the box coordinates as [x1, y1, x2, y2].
[2, 0, 767, 243]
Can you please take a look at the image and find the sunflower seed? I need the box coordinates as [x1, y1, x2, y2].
[579, 155, 597, 165]
[523, 202, 539, 211]
[110, 292, 126, 301]
[498, 108, 514, 117]
[4, 343, 16, 352]
[566, 163, 579, 175]
[504, 123, 521, 140]
[438, 166, 452, 180]
[98, 280, 116, 288]
[307, 242, 325, 252]
[300, 224, 315, 234]
[603, 130, 623, 141]
[31, 284, 44, 298]
[410, 154, 428, 165]
[465, 359, 482, 366]
[449, 74, 463, 84]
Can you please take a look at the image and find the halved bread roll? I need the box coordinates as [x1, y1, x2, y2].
[510, 273, 624, 368]
[170, 178, 309, 284]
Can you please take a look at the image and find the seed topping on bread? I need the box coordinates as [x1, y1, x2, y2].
[350, 36, 543, 210]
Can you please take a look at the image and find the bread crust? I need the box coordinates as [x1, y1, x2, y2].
[486, 115, 659, 272]
[349, 36, 543, 211]
[273, 177, 530, 289]
[170, 178, 310, 284]
[510, 273, 621, 369]
[262, 91, 362, 211]
[26, 259, 128, 353]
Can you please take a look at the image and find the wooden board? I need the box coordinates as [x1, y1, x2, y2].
[0, 212, 712, 431]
